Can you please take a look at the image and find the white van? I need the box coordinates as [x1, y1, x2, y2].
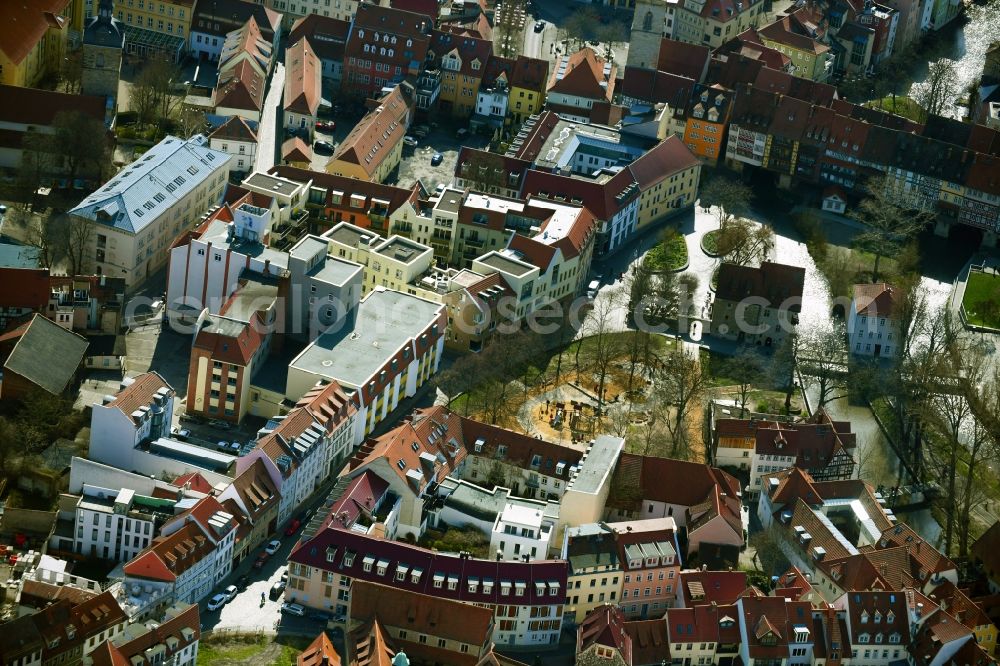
[587, 280, 600, 298]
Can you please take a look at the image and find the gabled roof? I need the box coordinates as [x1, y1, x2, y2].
[192, 312, 265, 367]
[577, 605, 632, 663]
[70, 135, 230, 235]
[297, 631, 341, 666]
[623, 617, 670, 665]
[656, 38, 711, 82]
[190, 0, 281, 41]
[737, 596, 812, 659]
[284, 37, 321, 116]
[107, 372, 172, 423]
[759, 12, 831, 54]
[619, 67, 695, 108]
[282, 136, 313, 163]
[330, 84, 412, 178]
[627, 136, 700, 189]
[853, 282, 897, 318]
[229, 458, 281, 521]
[123, 522, 213, 582]
[0, 85, 105, 126]
[3, 313, 88, 394]
[96, 603, 201, 666]
[289, 14, 350, 64]
[606, 453, 741, 511]
[508, 54, 550, 92]
[679, 570, 748, 606]
[209, 115, 258, 143]
[876, 523, 957, 578]
[0, 0, 68, 65]
[351, 581, 493, 665]
[350, 616, 396, 666]
[547, 47, 616, 102]
[428, 30, 493, 78]
[0, 267, 49, 310]
[215, 59, 266, 112]
[520, 168, 639, 221]
[715, 261, 805, 309]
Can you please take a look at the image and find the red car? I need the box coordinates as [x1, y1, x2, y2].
[253, 551, 269, 569]
[284, 519, 301, 537]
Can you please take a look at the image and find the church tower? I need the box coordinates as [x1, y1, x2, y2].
[627, 0, 669, 71]
[81, 0, 124, 110]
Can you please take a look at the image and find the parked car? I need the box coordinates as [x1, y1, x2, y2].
[179, 412, 202, 424]
[534, 20, 544, 32]
[403, 136, 418, 148]
[265, 539, 282, 555]
[229, 441, 242, 455]
[235, 574, 251, 591]
[253, 551, 269, 569]
[316, 120, 336, 131]
[281, 603, 306, 617]
[216, 440, 230, 452]
[430, 153, 443, 166]
[207, 593, 228, 611]
[170, 426, 191, 441]
[281, 569, 289, 582]
[284, 519, 301, 536]
[307, 610, 334, 622]
[209, 419, 231, 430]
[269, 581, 286, 600]
[587, 279, 600, 299]
[314, 140, 335, 153]
[224, 585, 239, 601]
[456, 128, 469, 139]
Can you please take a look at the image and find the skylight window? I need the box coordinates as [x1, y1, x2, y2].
[187, 166, 199, 176]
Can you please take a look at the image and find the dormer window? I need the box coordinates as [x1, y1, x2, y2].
[858, 633, 870, 644]
[468, 578, 479, 593]
[860, 610, 869, 623]
[874, 611, 882, 623]
[886, 611, 895, 623]
[326, 547, 337, 563]
[343, 552, 355, 567]
[889, 632, 901, 644]
[875, 633, 884, 644]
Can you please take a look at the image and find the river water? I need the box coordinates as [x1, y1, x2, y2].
[681, 202, 978, 543]
[907, 2, 1000, 118]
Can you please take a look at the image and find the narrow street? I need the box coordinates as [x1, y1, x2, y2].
[256, 63, 285, 174]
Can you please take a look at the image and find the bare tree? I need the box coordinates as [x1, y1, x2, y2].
[913, 59, 958, 120]
[595, 22, 627, 62]
[63, 215, 96, 276]
[24, 211, 68, 270]
[131, 59, 181, 128]
[750, 524, 790, 575]
[559, 7, 599, 51]
[583, 287, 626, 410]
[16, 130, 54, 210]
[797, 322, 850, 409]
[698, 175, 752, 230]
[53, 111, 112, 183]
[723, 348, 765, 415]
[655, 346, 708, 457]
[715, 217, 775, 267]
[60, 50, 83, 94]
[179, 106, 208, 139]
[850, 175, 933, 282]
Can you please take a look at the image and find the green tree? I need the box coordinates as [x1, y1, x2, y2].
[723, 348, 765, 415]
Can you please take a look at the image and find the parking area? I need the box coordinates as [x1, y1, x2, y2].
[124, 325, 192, 393]
[395, 126, 490, 190]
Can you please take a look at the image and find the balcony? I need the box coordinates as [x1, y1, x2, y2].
[464, 236, 484, 249]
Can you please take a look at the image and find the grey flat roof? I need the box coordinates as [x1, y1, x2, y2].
[309, 256, 361, 286]
[200, 314, 247, 338]
[436, 189, 464, 214]
[199, 217, 288, 268]
[327, 225, 374, 248]
[291, 288, 442, 389]
[291, 235, 328, 260]
[243, 172, 300, 197]
[376, 237, 428, 264]
[149, 437, 235, 472]
[224, 274, 279, 322]
[571, 435, 624, 495]
[478, 253, 533, 277]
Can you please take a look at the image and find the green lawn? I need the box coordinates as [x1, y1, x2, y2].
[701, 230, 721, 255]
[197, 640, 266, 664]
[963, 270, 1000, 329]
[864, 96, 925, 122]
[645, 233, 688, 272]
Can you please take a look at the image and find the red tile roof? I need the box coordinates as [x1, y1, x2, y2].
[0, 1, 68, 65]
[290, 523, 568, 605]
[715, 261, 805, 309]
[577, 605, 632, 663]
[547, 48, 616, 102]
[0, 85, 105, 126]
[508, 55, 550, 92]
[282, 136, 313, 163]
[520, 168, 639, 220]
[759, 12, 831, 54]
[297, 631, 341, 666]
[620, 67, 695, 108]
[209, 115, 258, 143]
[270, 165, 419, 216]
[192, 311, 266, 366]
[173, 471, 214, 495]
[656, 38, 711, 82]
[627, 136, 700, 189]
[289, 14, 350, 65]
[107, 372, 171, 423]
[853, 282, 898, 317]
[0, 267, 50, 310]
[679, 570, 748, 606]
[607, 453, 741, 510]
[737, 596, 812, 659]
[429, 30, 492, 78]
[331, 84, 412, 179]
[96, 603, 201, 666]
[623, 618, 670, 664]
[685, 0, 763, 21]
[215, 59, 266, 112]
[285, 37, 321, 116]
[351, 580, 493, 665]
[123, 522, 213, 582]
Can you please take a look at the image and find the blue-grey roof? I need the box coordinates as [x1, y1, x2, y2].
[69, 135, 231, 235]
